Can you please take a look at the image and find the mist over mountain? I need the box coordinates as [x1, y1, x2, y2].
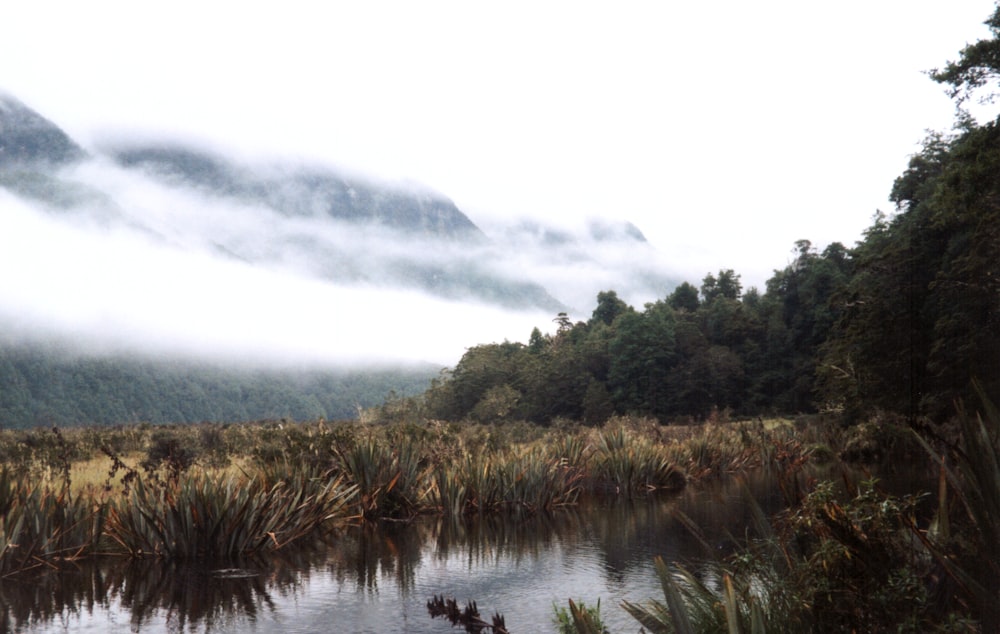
[1, 92, 683, 316]
[109, 144, 485, 240]
[0, 92, 683, 426]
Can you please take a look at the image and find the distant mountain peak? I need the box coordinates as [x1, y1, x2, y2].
[0, 92, 86, 167]
[108, 142, 485, 241]
[587, 218, 647, 243]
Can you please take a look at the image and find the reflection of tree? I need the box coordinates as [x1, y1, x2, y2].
[322, 521, 432, 595]
[431, 511, 586, 566]
[586, 474, 796, 585]
[0, 486, 808, 631]
[585, 494, 682, 583]
[0, 547, 313, 633]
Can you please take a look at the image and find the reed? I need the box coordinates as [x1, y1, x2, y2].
[430, 445, 583, 516]
[912, 380, 1000, 631]
[590, 427, 686, 494]
[104, 467, 355, 560]
[0, 469, 103, 576]
[333, 434, 430, 520]
[502, 446, 583, 512]
[553, 598, 609, 634]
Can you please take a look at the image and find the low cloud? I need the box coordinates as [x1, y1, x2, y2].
[0, 142, 700, 369]
[0, 180, 549, 368]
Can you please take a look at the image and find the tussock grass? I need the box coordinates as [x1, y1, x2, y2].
[0, 414, 835, 575]
[105, 467, 355, 560]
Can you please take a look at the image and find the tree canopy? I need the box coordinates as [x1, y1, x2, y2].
[419, 4, 1000, 425]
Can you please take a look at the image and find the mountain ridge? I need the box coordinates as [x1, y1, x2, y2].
[0, 92, 87, 166]
[0, 92, 684, 426]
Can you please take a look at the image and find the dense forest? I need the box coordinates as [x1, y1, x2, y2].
[0, 344, 435, 428]
[414, 27, 1000, 426]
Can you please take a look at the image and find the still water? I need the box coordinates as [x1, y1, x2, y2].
[1, 469, 924, 633]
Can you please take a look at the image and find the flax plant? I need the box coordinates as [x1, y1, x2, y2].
[0, 469, 103, 576]
[104, 468, 354, 560]
[591, 427, 686, 495]
[333, 434, 431, 520]
[913, 380, 1000, 630]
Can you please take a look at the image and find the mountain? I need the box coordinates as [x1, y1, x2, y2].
[0, 92, 682, 426]
[480, 217, 678, 313]
[0, 92, 86, 166]
[110, 144, 483, 240]
[102, 143, 567, 311]
[0, 97, 565, 312]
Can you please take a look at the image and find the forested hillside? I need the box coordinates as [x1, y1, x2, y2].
[0, 343, 436, 428]
[415, 20, 1000, 425]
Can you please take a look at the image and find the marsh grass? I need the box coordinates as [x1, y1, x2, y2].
[333, 433, 429, 520]
[0, 469, 103, 577]
[591, 427, 685, 494]
[0, 414, 850, 576]
[911, 381, 1000, 631]
[104, 465, 356, 560]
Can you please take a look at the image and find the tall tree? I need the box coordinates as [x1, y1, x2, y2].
[931, 3, 1000, 107]
[667, 281, 700, 312]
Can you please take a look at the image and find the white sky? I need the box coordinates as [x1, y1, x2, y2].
[1, 1, 997, 365]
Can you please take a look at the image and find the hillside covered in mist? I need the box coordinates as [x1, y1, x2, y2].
[0, 92, 683, 427]
[0, 92, 678, 314]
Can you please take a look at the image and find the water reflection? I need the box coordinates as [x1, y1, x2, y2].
[0, 549, 314, 633]
[2, 468, 933, 633]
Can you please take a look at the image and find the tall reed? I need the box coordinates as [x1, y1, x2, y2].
[104, 467, 354, 560]
[590, 427, 686, 495]
[913, 380, 1000, 631]
[333, 434, 430, 520]
[0, 469, 103, 576]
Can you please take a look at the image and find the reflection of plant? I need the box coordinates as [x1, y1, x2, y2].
[426, 595, 510, 633]
[0, 553, 311, 633]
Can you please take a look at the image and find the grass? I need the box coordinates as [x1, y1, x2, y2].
[104, 466, 355, 560]
[5, 408, 990, 630]
[0, 415, 844, 576]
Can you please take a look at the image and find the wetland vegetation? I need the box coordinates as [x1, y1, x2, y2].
[3, 3, 1000, 632]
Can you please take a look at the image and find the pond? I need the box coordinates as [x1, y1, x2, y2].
[2, 467, 929, 633]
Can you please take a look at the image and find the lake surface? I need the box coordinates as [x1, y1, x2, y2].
[1, 467, 930, 633]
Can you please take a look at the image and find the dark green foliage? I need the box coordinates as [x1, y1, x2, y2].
[607, 303, 677, 417]
[590, 290, 630, 326]
[0, 343, 436, 428]
[666, 282, 700, 312]
[700, 269, 742, 304]
[424, 258, 838, 422]
[819, 122, 1000, 420]
[930, 3, 1000, 106]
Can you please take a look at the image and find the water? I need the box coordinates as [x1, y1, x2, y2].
[1, 468, 930, 633]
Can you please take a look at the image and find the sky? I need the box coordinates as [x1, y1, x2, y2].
[1, 1, 998, 366]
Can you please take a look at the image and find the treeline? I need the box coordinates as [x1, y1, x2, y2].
[420, 119, 999, 425]
[0, 344, 436, 429]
